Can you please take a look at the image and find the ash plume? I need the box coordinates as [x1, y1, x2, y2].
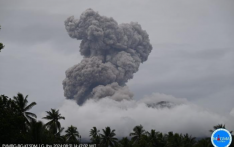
[63, 9, 152, 105]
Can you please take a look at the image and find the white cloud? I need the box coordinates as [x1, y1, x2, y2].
[230, 108, 234, 117]
[38, 93, 234, 139]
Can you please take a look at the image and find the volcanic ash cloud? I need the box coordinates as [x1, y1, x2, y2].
[63, 9, 152, 105]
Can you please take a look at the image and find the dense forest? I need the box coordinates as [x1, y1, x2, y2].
[0, 93, 233, 147]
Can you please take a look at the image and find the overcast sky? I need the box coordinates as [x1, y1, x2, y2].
[0, 0, 234, 137]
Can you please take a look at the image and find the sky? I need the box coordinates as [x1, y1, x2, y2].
[0, 0, 234, 138]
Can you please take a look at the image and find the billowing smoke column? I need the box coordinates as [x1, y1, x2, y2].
[63, 9, 152, 105]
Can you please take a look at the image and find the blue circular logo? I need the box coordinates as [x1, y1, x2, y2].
[211, 129, 232, 147]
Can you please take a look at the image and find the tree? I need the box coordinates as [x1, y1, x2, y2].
[209, 124, 233, 134]
[13, 93, 37, 125]
[231, 135, 234, 147]
[0, 95, 27, 143]
[100, 126, 118, 147]
[118, 137, 132, 147]
[170, 133, 183, 147]
[129, 125, 146, 144]
[195, 138, 212, 147]
[0, 25, 4, 52]
[156, 132, 167, 147]
[209, 124, 226, 133]
[65, 125, 80, 143]
[146, 129, 159, 147]
[54, 127, 65, 143]
[90, 127, 100, 144]
[28, 120, 44, 143]
[43, 109, 65, 134]
[182, 133, 196, 147]
[26, 120, 54, 143]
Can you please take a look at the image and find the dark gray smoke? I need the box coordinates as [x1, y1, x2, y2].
[63, 9, 152, 105]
